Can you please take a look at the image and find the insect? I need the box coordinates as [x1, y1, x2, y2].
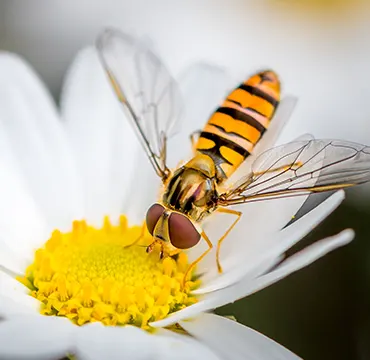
[97, 28, 370, 283]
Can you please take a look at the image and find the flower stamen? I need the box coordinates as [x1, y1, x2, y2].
[18, 216, 199, 328]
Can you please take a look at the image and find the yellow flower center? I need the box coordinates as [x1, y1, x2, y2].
[18, 216, 199, 328]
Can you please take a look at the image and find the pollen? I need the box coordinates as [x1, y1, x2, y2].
[18, 216, 199, 328]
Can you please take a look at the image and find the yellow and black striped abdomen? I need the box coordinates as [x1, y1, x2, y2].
[195, 70, 280, 180]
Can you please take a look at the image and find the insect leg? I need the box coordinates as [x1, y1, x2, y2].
[215, 208, 242, 273]
[127, 222, 147, 248]
[190, 130, 202, 152]
[182, 231, 213, 287]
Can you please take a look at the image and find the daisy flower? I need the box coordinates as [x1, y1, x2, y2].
[0, 46, 354, 360]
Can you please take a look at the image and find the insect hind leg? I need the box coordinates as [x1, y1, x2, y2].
[215, 208, 242, 273]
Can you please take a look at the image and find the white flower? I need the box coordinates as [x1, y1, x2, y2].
[0, 48, 354, 360]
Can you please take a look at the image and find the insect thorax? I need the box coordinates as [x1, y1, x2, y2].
[162, 155, 218, 222]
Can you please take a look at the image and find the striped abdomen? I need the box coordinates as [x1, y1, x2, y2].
[195, 70, 280, 180]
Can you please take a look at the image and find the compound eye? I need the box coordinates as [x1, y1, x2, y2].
[146, 204, 165, 235]
[169, 213, 201, 249]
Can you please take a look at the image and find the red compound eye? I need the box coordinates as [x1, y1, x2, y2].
[169, 213, 201, 249]
[146, 204, 165, 235]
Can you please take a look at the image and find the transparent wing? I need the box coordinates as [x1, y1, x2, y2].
[166, 62, 233, 168]
[96, 28, 183, 181]
[219, 139, 370, 205]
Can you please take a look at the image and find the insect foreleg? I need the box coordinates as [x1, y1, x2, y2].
[126, 221, 147, 248]
[183, 231, 213, 287]
[215, 208, 242, 273]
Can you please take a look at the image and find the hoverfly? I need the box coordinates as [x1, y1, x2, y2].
[96, 28, 370, 284]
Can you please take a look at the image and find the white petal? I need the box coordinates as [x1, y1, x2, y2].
[0, 159, 48, 259]
[291, 133, 315, 142]
[75, 323, 155, 360]
[0, 271, 29, 296]
[156, 328, 221, 360]
[0, 238, 29, 275]
[61, 47, 148, 225]
[75, 323, 219, 360]
[180, 313, 301, 360]
[167, 62, 233, 168]
[150, 229, 353, 327]
[0, 272, 40, 317]
[0, 52, 84, 232]
[194, 190, 345, 293]
[0, 315, 75, 360]
[0, 295, 39, 318]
